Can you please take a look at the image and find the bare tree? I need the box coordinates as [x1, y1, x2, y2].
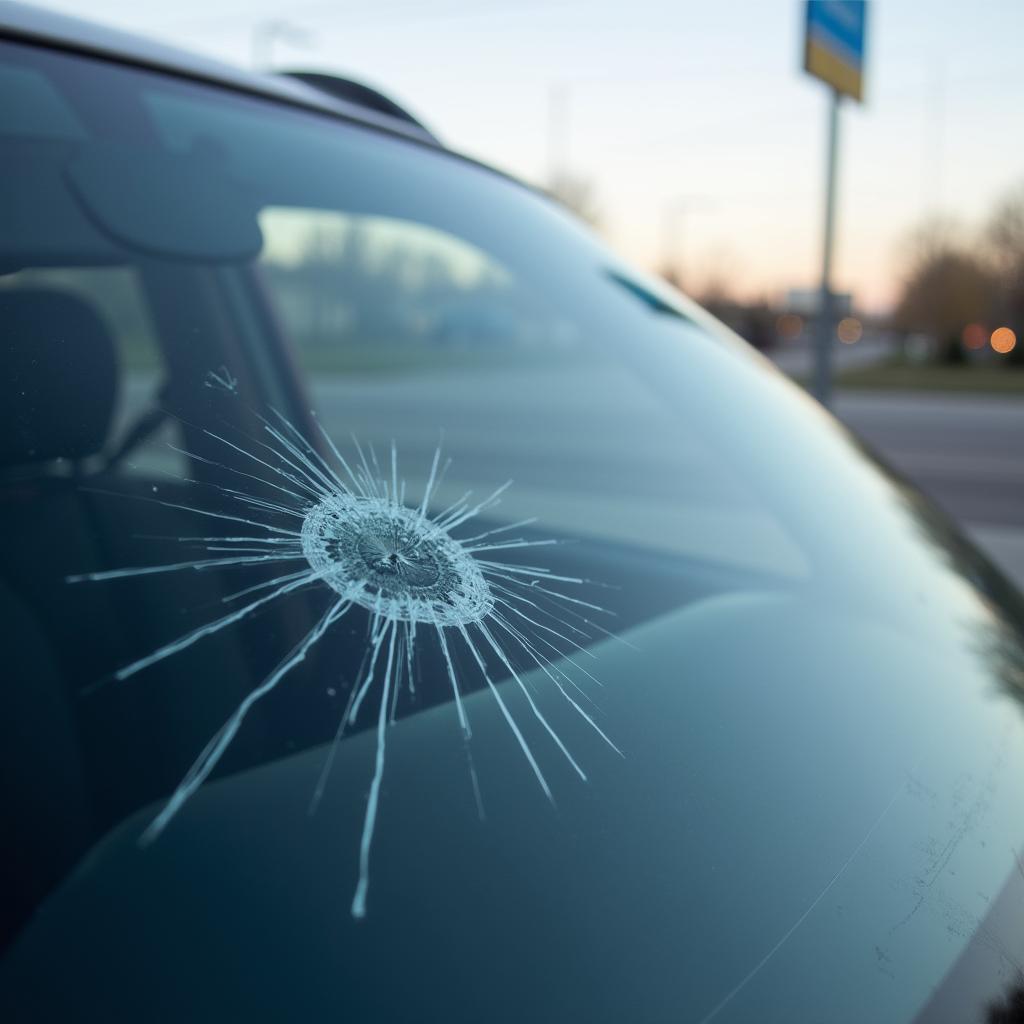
[892, 219, 999, 363]
[986, 181, 1024, 363]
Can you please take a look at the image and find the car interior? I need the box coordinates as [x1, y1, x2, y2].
[0, 36, 806, 952]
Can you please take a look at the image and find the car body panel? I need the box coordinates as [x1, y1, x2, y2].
[0, 0, 437, 144]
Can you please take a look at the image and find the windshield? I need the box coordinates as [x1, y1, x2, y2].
[3, 38, 1024, 1024]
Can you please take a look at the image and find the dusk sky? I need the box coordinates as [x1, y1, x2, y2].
[32, 0, 1024, 312]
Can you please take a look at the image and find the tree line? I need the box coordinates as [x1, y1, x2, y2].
[893, 179, 1024, 365]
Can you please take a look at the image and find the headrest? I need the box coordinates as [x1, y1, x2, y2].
[0, 288, 118, 465]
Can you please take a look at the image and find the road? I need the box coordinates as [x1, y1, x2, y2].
[833, 390, 1024, 588]
[764, 339, 1024, 588]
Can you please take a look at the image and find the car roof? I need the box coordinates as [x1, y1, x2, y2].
[0, 0, 441, 147]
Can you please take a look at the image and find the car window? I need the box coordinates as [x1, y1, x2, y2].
[3, 37, 1024, 1024]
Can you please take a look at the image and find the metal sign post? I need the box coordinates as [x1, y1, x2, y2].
[803, 1, 868, 406]
[814, 89, 841, 405]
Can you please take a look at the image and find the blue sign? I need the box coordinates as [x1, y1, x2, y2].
[804, 1, 868, 102]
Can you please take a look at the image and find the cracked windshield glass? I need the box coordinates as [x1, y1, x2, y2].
[19, 38, 997, 1024]
[0, 39, 806, 937]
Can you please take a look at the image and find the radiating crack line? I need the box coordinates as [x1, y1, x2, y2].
[71, 393, 621, 918]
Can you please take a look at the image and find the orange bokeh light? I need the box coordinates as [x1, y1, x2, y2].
[837, 317, 862, 344]
[991, 327, 1017, 355]
[962, 323, 987, 350]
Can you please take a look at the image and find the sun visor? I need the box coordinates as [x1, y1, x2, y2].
[65, 143, 264, 263]
[0, 140, 123, 272]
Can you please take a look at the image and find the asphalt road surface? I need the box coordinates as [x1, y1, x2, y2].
[834, 391, 1024, 529]
[833, 390, 1024, 587]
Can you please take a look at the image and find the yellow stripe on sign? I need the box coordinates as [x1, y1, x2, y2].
[805, 37, 863, 101]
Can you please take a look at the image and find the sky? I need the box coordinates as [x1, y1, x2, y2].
[29, 0, 1024, 312]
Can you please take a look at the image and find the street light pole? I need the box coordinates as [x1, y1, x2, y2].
[661, 196, 716, 292]
[813, 88, 841, 407]
[545, 82, 569, 190]
[251, 20, 314, 72]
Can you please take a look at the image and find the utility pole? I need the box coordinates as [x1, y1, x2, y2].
[545, 82, 569, 189]
[813, 90, 841, 406]
[661, 196, 716, 291]
[925, 58, 946, 215]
